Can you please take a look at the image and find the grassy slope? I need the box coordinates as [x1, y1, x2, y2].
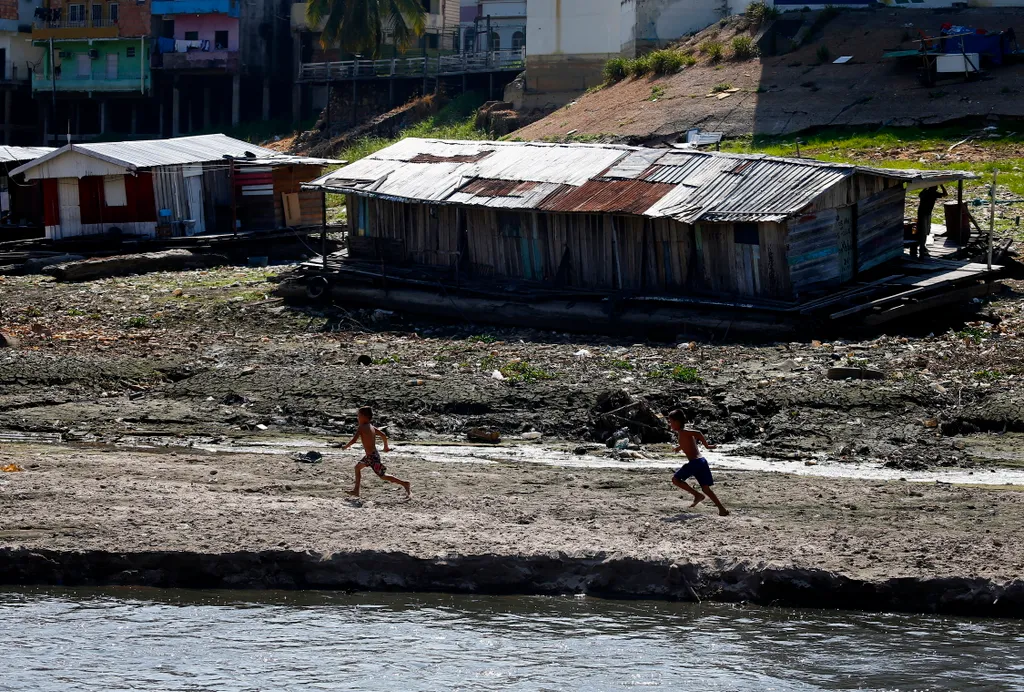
[324, 92, 490, 222]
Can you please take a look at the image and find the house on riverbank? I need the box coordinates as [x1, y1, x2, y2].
[9, 134, 339, 240]
[297, 138, 995, 333]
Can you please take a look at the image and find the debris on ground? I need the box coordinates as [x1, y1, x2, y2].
[291, 451, 323, 464]
[591, 390, 671, 444]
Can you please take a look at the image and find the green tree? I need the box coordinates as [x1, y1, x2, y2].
[306, 0, 427, 56]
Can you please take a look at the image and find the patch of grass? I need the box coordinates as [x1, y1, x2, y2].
[648, 365, 702, 383]
[711, 82, 733, 94]
[608, 358, 635, 371]
[628, 54, 654, 76]
[371, 354, 401, 365]
[24, 306, 42, 318]
[816, 44, 831, 64]
[701, 40, 724, 62]
[480, 354, 500, 370]
[732, 35, 757, 59]
[125, 316, 152, 329]
[747, 0, 780, 22]
[66, 308, 86, 317]
[467, 334, 497, 344]
[335, 92, 489, 164]
[957, 326, 988, 344]
[649, 85, 666, 101]
[603, 57, 629, 83]
[88, 313, 102, 320]
[974, 369, 1001, 381]
[499, 361, 555, 383]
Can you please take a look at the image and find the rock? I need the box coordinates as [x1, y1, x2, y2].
[826, 367, 885, 381]
[522, 431, 542, 440]
[573, 446, 589, 455]
[291, 451, 323, 464]
[931, 383, 948, 395]
[468, 429, 501, 444]
[0, 333, 18, 349]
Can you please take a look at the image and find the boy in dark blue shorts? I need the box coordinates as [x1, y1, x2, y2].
[667, 410, 729, 516]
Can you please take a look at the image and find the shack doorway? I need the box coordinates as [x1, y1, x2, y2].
[836, 205, 855, 283]
[57, 178, 82, 238]
[183, 166, 205, 235]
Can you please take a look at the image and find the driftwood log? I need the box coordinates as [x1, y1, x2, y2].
[44, 249, 226, 282]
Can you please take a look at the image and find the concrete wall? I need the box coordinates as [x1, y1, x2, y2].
[0, 33, 42, 81]
[171, 15, 240, 51]
[628, 0, 739, 55]
[525, 0, 620, 92]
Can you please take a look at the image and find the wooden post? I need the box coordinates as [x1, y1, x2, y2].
[988, 169, 997, 271]
[321, 190, 328, 271]
[228, 156, 237, 237]
[957, 178, 964, 242]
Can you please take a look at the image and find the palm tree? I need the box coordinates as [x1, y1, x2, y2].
[306, 0, 427, 57]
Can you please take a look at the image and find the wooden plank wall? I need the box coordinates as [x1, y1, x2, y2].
[856, 185, 905, 272]
[201, 163, 232, 234]
[349, 192, 795, 298]
[786, 209, 841, 292]
[272, 165, 326, 228]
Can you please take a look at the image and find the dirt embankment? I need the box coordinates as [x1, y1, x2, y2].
[515, 8, 1024, 141]
[1, 443, 1022, 616]
[1, 268, 1024, 471]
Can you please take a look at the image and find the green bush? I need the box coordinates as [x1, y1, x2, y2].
[701, 40, 724, 62]
[604, 57, 629, 83]
[648, 49, 688, 75]
[816, 44, 831, 63]
[746, 0, 780, 23]
[711, 82, 733, 93]
[732, 35, 757, 59]
[628, 54, 654, 76]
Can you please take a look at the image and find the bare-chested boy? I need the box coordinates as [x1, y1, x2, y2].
[667, 409, 729, 516]
[344, 406, 411, 498]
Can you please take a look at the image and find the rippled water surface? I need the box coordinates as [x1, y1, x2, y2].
[2, 589, 1023, 691]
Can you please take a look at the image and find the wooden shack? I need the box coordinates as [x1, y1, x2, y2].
[10, 135, 341, 241]
[312, 139, 969, 303]
[1, 145, 56, 240]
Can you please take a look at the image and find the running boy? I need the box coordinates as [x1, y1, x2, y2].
[344, 406, 411, 498]
[666, 410, 729, 516]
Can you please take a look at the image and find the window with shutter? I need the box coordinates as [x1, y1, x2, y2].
[103, 176, 128, 207]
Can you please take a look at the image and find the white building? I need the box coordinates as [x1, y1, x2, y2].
[525, 0, 744, 95]
[460, 0, 526, 53]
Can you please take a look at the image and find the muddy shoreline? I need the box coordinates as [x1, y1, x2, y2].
[2, 547, 1022, 618]
[2, 441, 1023, 617]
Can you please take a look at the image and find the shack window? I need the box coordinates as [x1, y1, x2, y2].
[214, 30, 229, 50]
[108, 3, 118, 22]
[184, 31, 199, 41]
[734, 223, 759, 245]
[103, 175, 127, 207]
[498, 212, 521, 238]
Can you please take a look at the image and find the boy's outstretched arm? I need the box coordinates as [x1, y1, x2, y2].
[375, 426, 391, 452]
[342, 431, 360, 450]
[696, 432, 717, 451]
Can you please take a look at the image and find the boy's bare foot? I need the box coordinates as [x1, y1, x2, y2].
[402, 482, 411, 498]
[689, 493, 705, 508]
[718, 507, 730, 516]
[346, 490, 360, 497]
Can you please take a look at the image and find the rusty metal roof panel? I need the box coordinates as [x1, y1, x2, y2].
[449, 179, 566, 209]
[541, 179, 677, 215]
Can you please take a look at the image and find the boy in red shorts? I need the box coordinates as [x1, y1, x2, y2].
[344, 406, 410, 498]
[667, 409, 729, 516]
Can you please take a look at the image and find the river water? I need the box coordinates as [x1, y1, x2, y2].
[3, 589, 1023, 691]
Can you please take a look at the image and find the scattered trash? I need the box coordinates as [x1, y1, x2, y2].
[468, 428, 501, 444]
[357, 355, 373, 366]
[804, 460, 818, 466]
[407, 379, 426, 386]
[1, 464, 24, 472]
[931, 382, 948, 395]
[491, 370, 505, 380]
[291, 451, 323, 464]
[522, 431, 542, 440]
[574, 349, 592, 358]
[255, 423, 269, 430]
[923, 418, 939, 428]
[833, 56, 853, 64]
[592, 390, 671, 444]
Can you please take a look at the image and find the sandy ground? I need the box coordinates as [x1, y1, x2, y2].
[0, 441, 1022, 584]
[515, 8, 1024, 140]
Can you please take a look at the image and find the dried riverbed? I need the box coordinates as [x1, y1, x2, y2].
[1, 267, 1024, 472]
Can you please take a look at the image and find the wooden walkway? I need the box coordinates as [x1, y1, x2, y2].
[297, 49, 526, 83]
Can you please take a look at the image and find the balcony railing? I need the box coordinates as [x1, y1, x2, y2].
[297, 48, 525, 82]
[1, 61, 33, 83]
[153, 49, 240, 71]
[34, 17, 118, 30]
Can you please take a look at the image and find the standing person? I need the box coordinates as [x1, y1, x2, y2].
[666, 410, 729, 516]
[915, 186, 946, 258]
[344, 406, 410, 498]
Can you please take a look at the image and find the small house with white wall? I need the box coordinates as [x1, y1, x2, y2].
[9, 134, 339, 241]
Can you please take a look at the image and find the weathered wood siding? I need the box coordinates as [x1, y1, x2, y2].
[856, 185, 905, 272]
[272, 165, 327, 228]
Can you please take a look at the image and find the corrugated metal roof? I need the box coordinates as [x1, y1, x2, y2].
[10, 135, 341, 178]
[541, 179, 676, 215]
[308, 138, 974, 224]
[0, 146, 56, 165]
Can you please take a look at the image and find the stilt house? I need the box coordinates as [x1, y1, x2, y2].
[9, 134, 340, 241]
[308, 138, 969, 300]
